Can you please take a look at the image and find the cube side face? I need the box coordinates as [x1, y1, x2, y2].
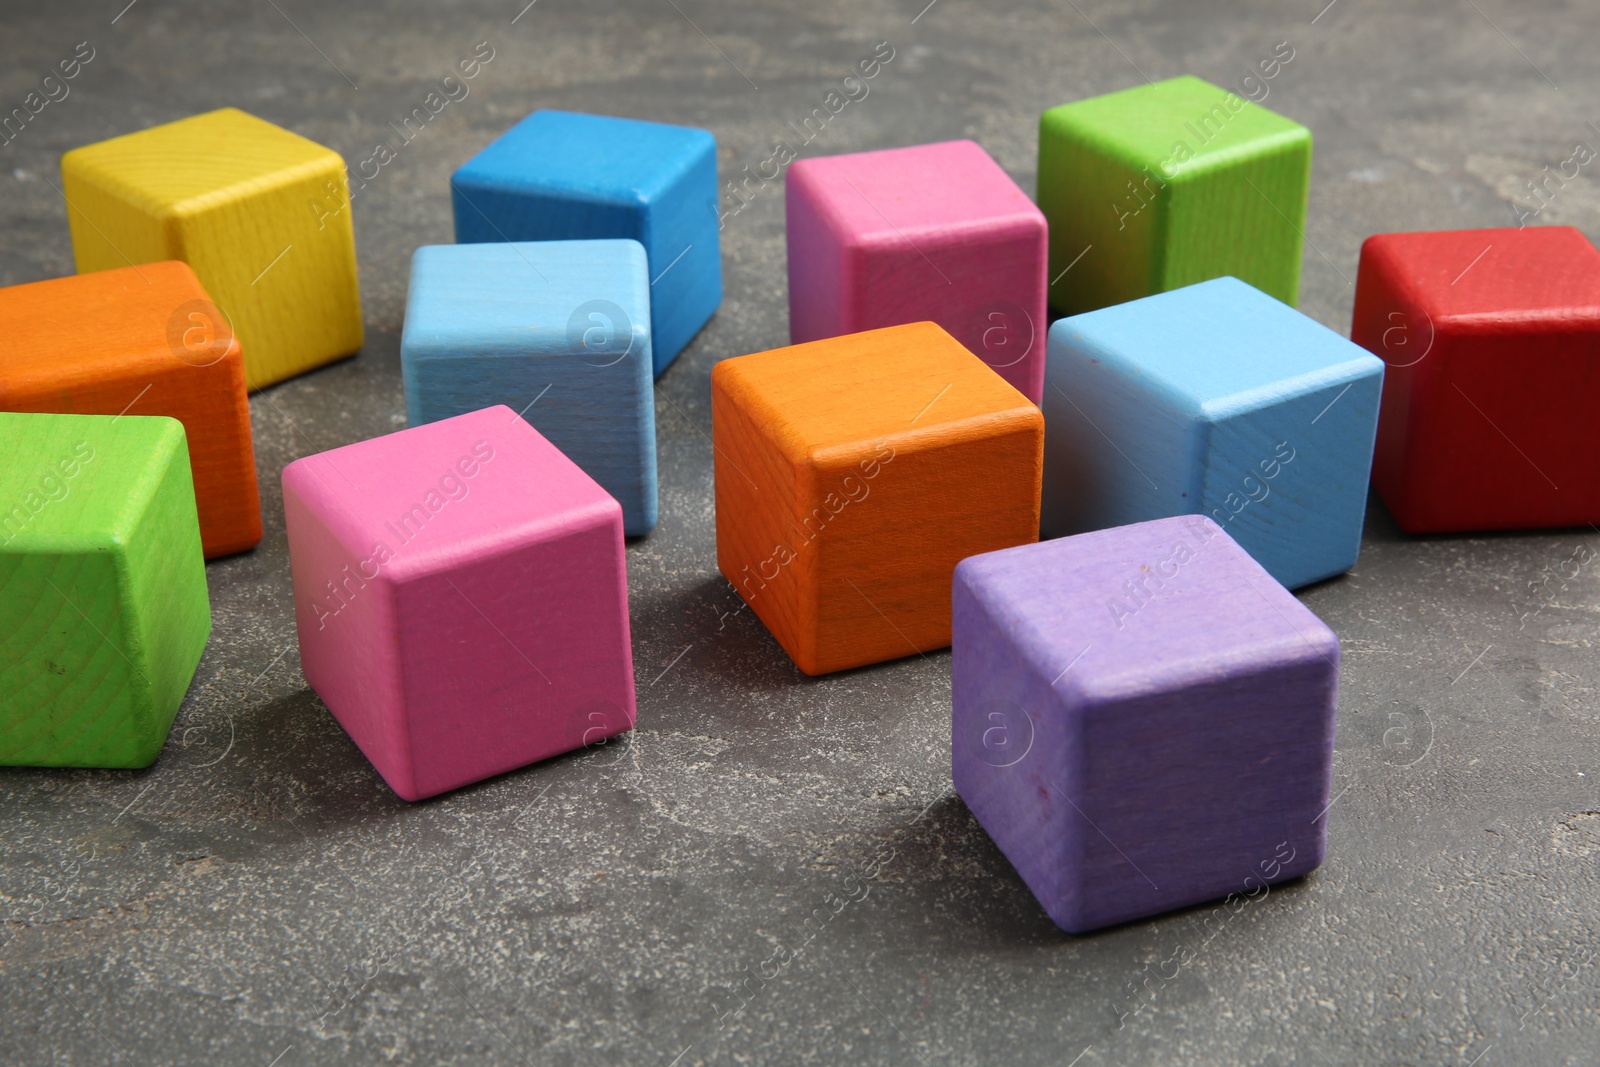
[951, 567, 1082, 927]
[1041, 321, 1202, 539]
[1198, 366, 1382, 589]
[853, 220, 1048, 403]
[394, 508, 636, 800]
[1066, 653, 1334, 932]
[1161, 129, 1310, 305]
[119, 426, 211, 748]
[1038, 108, 1164, 315]
[0, 550, 154, 767]
[712, 366, 814, 670]
[786, 165, 848, 345]
[406, 353, 657, 535]
[639, 133, 721, 372]
[283, 468, 413, 798]
[174, 155, 363, 390]
[1351, 237, 1427, 525]
[805, 419, 1043, 674]
[0, 264, 262, 558]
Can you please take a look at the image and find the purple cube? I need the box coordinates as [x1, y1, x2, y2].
[952, 514, 1338, 933]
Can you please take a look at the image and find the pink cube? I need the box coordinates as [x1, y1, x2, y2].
[786, 139, 1048, 402]
[282, 405, 636, 801]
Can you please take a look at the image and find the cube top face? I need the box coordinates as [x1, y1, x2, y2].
[453, 109, 714, 208]
[0, 261, 239, 377]
[790, 140, 1043, 243]
[952, 516, 1337, 932]
[956, 516, 1337, 701]
[403, 240, 651, 362]
[60, 107, 339, 217]
[0, 411, 186, 550]
[713, 322, 1035, 466]
[1052, 277, 1381, 418]
[1041, 76, 1308, 180]
[282, 405, 620, 584]
[1361, 226, 1600, 328]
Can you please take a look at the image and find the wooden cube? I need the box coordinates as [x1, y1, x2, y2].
[712, 321, 1043, 676]
[1352, 226, 1600, 533]
[786, 140, 1048, 402]
[60, 107, 363, 390]
[1038, 75, 1311, 315]
[1041, 276, 1383, 590]
[282, 405, 636, 801]
[401, 240, 656, 535]
[0, 262, 262, 558]
[451, 110, 719, 377]
[0, 412, 211, 768]
[953, 515, 1336, 933]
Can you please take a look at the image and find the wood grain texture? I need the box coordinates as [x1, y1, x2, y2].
[1041, 276, 1383, 589]
[952, 515, 1337, 934]
[401, 240, 657, 535]
[450, 109, 720, 376]
[712, 321, 1043, 676]
[1353, 226, 1600, 533]
[0, 261, 262, 557]
[1038, 75, 1311, 315]
[0, 411, 211, 768]
[785, 140, 1049, 403]
[60, 107, 363, 390]
[282, 405, 636, 802]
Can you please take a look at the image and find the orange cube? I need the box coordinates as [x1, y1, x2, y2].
[713, 321, 1043, 675]
[0, 262, 261, 558]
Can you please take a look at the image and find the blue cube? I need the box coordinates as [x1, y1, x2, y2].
[1041, 277, 1384, 589]
[450, 110, 721, 377]
[401, 239, 657, 536]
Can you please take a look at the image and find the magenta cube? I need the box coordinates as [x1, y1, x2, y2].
[282, 405, 636, 801]
[786, 140, 1048, 402]
[952, 515, 1338, 933]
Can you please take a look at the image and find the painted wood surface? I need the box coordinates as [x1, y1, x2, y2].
[0, 261, 262, 557]
[1041, 276, 1383, 590]
[450, 109, 720, 377]
[1038, 75, 1311, 315]
[785, 140, 1048, 403]
[401, 239, 657, 535]
[0, 411, 211, 768]
[712, 321, 1043, 676]
[952, 514, 1337, 933]
[282, 405, 636, 802]
[60, 107, 364, 390]
[1353, 225, 1600, 533]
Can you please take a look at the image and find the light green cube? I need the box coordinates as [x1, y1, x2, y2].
[0, 412, 211, 768]
[1038, 74, 1312, 315]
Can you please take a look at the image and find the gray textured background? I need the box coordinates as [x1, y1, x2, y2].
[4, 1, 1599, 1064]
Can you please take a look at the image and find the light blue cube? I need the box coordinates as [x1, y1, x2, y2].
[401, 239, 657, 536]
[450, 109, 720, 377]
[1041, 276, 1384, 589]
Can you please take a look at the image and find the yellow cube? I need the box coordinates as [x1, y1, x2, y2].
[61, 108, 363, 390]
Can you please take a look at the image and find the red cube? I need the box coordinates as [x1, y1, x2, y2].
[1352, 226, 1600, 533]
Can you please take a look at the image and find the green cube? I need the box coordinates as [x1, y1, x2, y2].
[0, 412, 211, 768]
[1038, 74, 1312, 315]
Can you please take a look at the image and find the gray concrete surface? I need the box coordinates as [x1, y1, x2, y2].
[3, 1, 1599, 1063]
